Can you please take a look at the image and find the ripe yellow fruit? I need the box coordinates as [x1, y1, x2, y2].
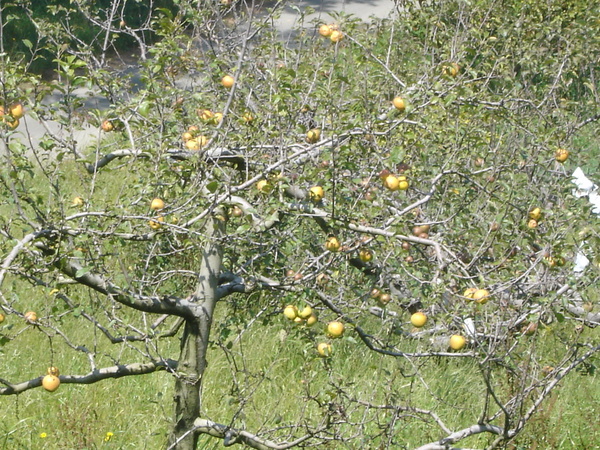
[319, 24, 333, 37]
[463, 287, 477, 299]
[378, 293, 392, 305]
[309, 186, 324, 202]
[444, 62, 460, 77]
[294, 316, 304, 324]
[529, 207, 542, 221]
[185, 136, 208, 151]
[398, 179, 409, 190]
[149, 216, 165, 230]
[327, 321, 345, 338]
[306, 128, 321, 143]
[101, 120, 114, 132]
[214, 112, 223, 123]
[383, 175, 400, 191]
[9, 103, 24, 119]
[72, 196, 84, 207]
[298, 305, 313, 319]
[221, 75, 235, 88]
[0, 313, 5, 323]
[325, 236, 341, 252]
[242, 112, 254, 123]
[555, 148, 569, 163]
[198, 109, 214, 122]
[42, 374, 60, 392]
[150, 198, 165, 210]
[182, 131, 194, 142]
[410, 312, 427, 328]
[472, 289, 490, 304]
[392, 97, 406, 112]
[24, 311, 38, 323]
[47, 366, 60, 376]
[449, 334, 466, 350]
[527, 219, 538, 229]
[317, 342, 332, 357]
[359, 249, 373, 262]
[256, 179, 271, 193]
[330, 30, 344, 43]
[283, 305, 298, 320]
[306, 313, 318, 326]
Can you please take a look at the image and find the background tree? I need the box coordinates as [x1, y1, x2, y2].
[1, 0, 599, 448]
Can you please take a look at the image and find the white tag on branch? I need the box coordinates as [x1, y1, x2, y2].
[571, 167, 599, 273]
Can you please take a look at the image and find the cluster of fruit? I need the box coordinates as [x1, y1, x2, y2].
[527, 206, 542, 229]
[282, 306, 345, 357]
[183, 125, 208, 151]
[0, 102, 24, 130]
[379, 169, 409, 191]
[463, 287, 491, 304]
[318, 23, 344, 43]
[149, 198, 166, 229]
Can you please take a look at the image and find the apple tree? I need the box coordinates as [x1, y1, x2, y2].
[1, 0, 599, 448]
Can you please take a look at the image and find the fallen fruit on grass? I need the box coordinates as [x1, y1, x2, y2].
[42, 374, 60, 392]
[325, 236, 341, 252]
[378, 293, 392, 305]
[150, 198, 165, 210]
[221, 75, 235, 88]
[449, 334, 466, 350]
[327, 321, 345, 338]
[392, 97, 406, 112]
[309, 186, 324, 202]
[555, 148, 569, 163]
[527, 219, 538, 229]
[283, 305, 298, 320]
[410, 312, 427, 328]
[317, 342, 332, 357]
[24, 311, 38, 322]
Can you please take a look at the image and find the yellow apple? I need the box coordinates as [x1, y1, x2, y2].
[306, 313, 318, 326]
[319, 24, 333, 37]
[47, 366, 60, 376]
[9, 103, 24, 119]
[529, 207, 542, 220]
[256, 179, 271, 193]
[151, 198, 165, 210]
[383, 175, 400, 191]
[149, 216, 164, 230]
[283, 305, 298, 320]
[359, 249, 373, 262]
[306, 128, 321, 143]
[472, 289, 490, 304]
[449, 334, 466, 350]
[221, 75, 235, 88]
[325, 236, 341, 252]
[72, 196, 84, 207]
[101, 120, 114, 132]
[392, 97, 406, 112]
[330, 30, 344, 42]
[317, 342, 332, 357]
[298, 305, 313, 319]
[327, 321, 345, 338]
[555, 148, 569, 163]
[24, 311, 38, 322]
[309, 186, 324, 202]
[42, 374, 60, 392]
[410, 312, 427, 328]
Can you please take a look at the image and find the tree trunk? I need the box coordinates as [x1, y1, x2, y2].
[167, 213, 225, 449]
